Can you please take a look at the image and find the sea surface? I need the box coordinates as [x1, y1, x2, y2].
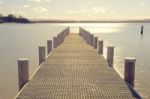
[0, 23, 150, 99]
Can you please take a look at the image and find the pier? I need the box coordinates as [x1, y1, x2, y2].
[15, 27, 141, 99]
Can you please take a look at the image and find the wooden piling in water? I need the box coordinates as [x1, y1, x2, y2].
[47, 40, 52, 54]
[59, 33, 63, 44]
[93, 37, 98, 49]
[98, 40, 103, 54]
[57, 34, 60, 46]
[87, 33, 90, 45]
[141, 25, 144, 35]
[124, 58, 136, 88]
[90, 34, 94, 46]
[107, 46, 114, 67]
[18, 59, 29, 91]
[39, 46, 46, 65]
[53, 37, 57, 49]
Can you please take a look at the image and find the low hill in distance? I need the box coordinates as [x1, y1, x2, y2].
[0, 14, 30, 23]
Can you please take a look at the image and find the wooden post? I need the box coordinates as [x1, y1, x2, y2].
[90, 34, 94, 46]
[87, 32, 90, 45]
[59, 33, 62, 44]
[98, 40, 103, 54]
[107, 46, 114, 67]
[39, 46, 46, 65]
[141, 25, 144, 35]
[18, 59, 29, 91]
[47, 40, 52, 54]
[86, 32, 88, 43]
[93, 37, 98, 49]
[53, 37, 57, 49]
[58, 34, 61, 45]
[57, 34, 60, 46]
[124, 58, 136, 88]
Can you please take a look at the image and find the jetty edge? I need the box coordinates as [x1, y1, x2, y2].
[14, 27, 141, 99]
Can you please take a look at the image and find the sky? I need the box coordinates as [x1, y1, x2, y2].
[0, 0, 149, 20]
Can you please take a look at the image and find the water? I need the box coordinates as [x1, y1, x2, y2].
[84, 23, 150, 99]
[0, 23, 66, 99]
[0, 23, 150, 99]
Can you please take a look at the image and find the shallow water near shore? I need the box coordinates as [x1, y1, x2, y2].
[0, 23, 150, 99]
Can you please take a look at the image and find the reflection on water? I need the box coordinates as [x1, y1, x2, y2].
[58, 23, 126, 27]
[0, 23, 150, 99]
[83, 23, 150, 99]
[58, 23, 127, 33]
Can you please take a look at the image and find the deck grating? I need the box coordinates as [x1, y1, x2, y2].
[16, 34, 137, 99]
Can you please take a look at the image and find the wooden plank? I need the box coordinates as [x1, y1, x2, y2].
[16, 34, 138, 99]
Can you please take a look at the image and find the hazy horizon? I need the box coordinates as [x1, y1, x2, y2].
[0, 0, 149, 20]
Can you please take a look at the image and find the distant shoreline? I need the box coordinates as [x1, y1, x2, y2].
[31, 20, 150, 23]
[1, 14, 150, 24]
[1, 19, 150, 24]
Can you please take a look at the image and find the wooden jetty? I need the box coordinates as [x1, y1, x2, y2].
[15, 27, 141, 99]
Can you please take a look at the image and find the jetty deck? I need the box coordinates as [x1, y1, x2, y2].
[16, 33, 138, 99]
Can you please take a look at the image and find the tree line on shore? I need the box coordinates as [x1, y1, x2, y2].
[0, 13, 30, 23]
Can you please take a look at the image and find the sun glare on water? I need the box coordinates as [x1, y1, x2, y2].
[56, 23, 127, 33]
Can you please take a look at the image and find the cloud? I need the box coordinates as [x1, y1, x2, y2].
[0, 1, 3, 4]
[11, 11, 27, 16]
[32, 7, 48, 13]
[140, 2, 145, 6]
[82, 0, 93, 4]
[28, 0, 51, 3]
[23, 4, 29, 8]
[65, 6, 109, 20]
[67, 6, 107, 15]
[91, 7, 107, 14]
[34, 13, 51, 19]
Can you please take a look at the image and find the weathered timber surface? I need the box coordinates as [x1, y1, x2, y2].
[16, 34, 137, 99]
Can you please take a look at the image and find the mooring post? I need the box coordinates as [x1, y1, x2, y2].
[18, 59, 29, 91]
[39, 46, 46, 65]
[124, 58, 136, 88]
[56, 36, 58, 47]
[61, 32, 64, 42]
[90, 34, 94, 46]
[53, 37, 57, 49]
[83, 31, 85, 40]
[83, 31, 86, 40]
[85, 31, 87, 40]
[47, 40, 52, 54]
[67, 27, 70, 35]
[59, 34, 61, 45]
[87, 32, 91, 45]
[57, 34, 60, 46]
[98, 40, 103, 54]
[141, 25, 144, 35]
[93, 36, 98, 49]
[86, 31, 88, 44]
[107, 46, 114, 67]
[61, 33, 63, 44]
